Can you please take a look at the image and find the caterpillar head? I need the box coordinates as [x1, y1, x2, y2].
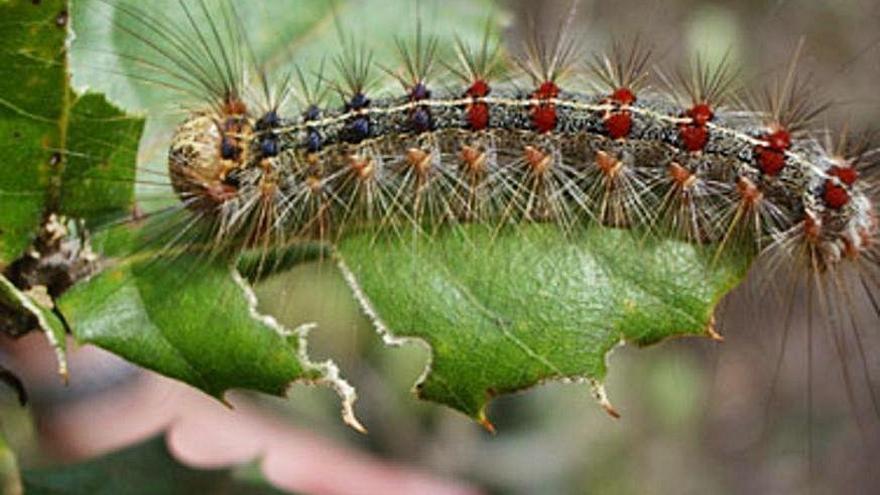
[168, 108, 255, 212]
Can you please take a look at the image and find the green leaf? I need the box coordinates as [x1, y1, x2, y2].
[0, 274, 67, 379]
[337, 225, 749, 424]
[57, 0, 498, 427]
[21, 436, 290, 495]
[59, 92, 144, 226]
[58, 221, 363, 430]
[0, 0, 66, 264]
[0, 0, 144, 264]
[0, 0, 142, 380]
[58, 0, 366, 427]
[62, 251, 311, 397]
[60, 0, 754, 429]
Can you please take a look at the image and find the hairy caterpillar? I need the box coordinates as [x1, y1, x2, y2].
[154, 18, 875, 277]
[34, 0, 878, 487]
[76, 1, 879, 401]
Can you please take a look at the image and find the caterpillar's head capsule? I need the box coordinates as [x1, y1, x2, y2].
[168, 112, 254, 211]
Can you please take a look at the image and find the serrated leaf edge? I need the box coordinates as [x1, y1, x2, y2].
[0, 275, 67, 381]
[336, 254, 677, 425]
[230, 268, 365, 433]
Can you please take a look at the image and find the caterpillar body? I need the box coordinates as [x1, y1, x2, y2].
[170, 88, 876, 267]
[58, 0, 880, 454]
[89, 0, 880, 418]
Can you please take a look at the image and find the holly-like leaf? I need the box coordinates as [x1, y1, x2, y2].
[60, 222, 364, 429]
[0, 0, 143, 263]
[0, 0, 67, 264]
[0, 0, 140, 378]
[0, 274, 67, 380]
[61, 235, 314, 398]
[337, 226, 749, 424]
[21, 436, 290, 495]
[57, 0, 751, 431]
[56, 0, 497, 427]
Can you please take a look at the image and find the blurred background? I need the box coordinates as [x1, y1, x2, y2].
[3, 0, 880, 493]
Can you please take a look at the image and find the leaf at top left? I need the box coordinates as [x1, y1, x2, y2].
[0, 0, 144, 380]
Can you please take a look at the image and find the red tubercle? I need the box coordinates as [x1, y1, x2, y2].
[822, 165, 859, 209]
[765, 129, 792, 151]
[467, 79, 491, 98]
[687, 103, 714, 126]
[534, 81, 560, 100]
[610, 87, 636, 106]
[532, 104, 558, 133]
[754, 128, 793, 176]
[468, 102, 490, 131]
[755, 146, 786, 176]
[604, 112, 632, 140]
[679, 124, 709, 152]
[465, 79, 491, 131]
[601, 87, 637, 139]
[823, 180, 851, 209]
[829, 165, 859, 186]
[529, 80, 560, 133]
[676, 103, 715, 152]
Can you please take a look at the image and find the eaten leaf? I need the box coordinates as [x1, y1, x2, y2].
[337, 225, 749, 424]
[56, 0, 499, 428]
[59, 222, 363, 431]
[0, 274, 67, 380]
[0, 0, 144, 264]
